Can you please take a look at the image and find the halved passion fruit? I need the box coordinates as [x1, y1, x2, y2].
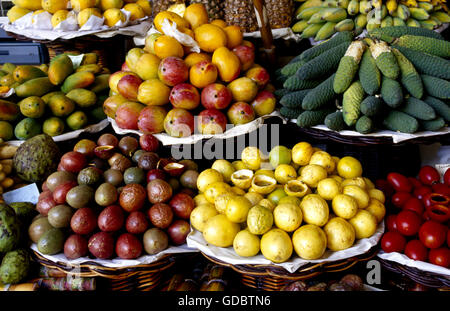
[231, 169, 254, 189]
[284, 180, 311, 198]
[250, 174, 277, 195]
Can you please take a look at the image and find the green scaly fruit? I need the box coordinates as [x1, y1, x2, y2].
[333, 41, 366, 94]
[395, 34, 450, 58]
[342, 81, 365, 126]
[315, 22, 337, 41]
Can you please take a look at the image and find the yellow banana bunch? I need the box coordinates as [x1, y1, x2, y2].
[386, 0, 398, 14]
[359, 0, 373, 13]
[372, 0, 382, 8]
[400, 0, 419, 7]
[347, 0, 360, 15]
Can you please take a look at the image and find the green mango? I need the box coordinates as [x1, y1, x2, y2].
[14, 118, 42, 140]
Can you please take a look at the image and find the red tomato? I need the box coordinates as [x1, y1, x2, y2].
[386, 215, 398, 232]
[376, 179, 395, 198]
[381, 231, 407, 253]
[392, 191, 412, 208]
[396, 210, 423, 236]
[419, 220, 448, 249]
[413, 186, 432, 200]
[404, 240, 428, 261]
[428, 247, 450, 268]
[408, 177, 422, 189]
[418, 165, 440, 186]
[402, 197, 424, 215]
[387, 172, 413, 193]
[432, 183, 450, 196]
[444, 168, 450, 186]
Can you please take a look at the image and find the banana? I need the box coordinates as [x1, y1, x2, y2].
[381, 4, 388, 18]
[419, 19, 438, 29]
[298, 6, 325, 19]
[373, 7, 383, 22]
[292, 20, 310, 32]
[431, 11, 450, 22]
[418, 0, 432, 2]
[359, 0, 373, 14]
[334, 18, 355, 30]
[381, 16, 394, 26]
[366, 18, 381, 30]
[372, 0, 382, 9]
[324, 0, 339, 7]
[296, 0, 325, 15]
[337, 0, 350, 9]
[347, 0, 360, 15]
[409, 7, 430, 19]
[406, 17, 422, 26]
[322, 7, 348, 21]
[300, 22, 326, 38]
[430, 16, 443, 26]
[393, 16, 407, 25]
[308, 12, 325, 23]
[418, 2, 434, 11]
[386, 0, 398, 15]
[355, 13, 368, 28]
[315, 21, 337, 40]
[396, 4, 411, 20]
[401, 0, 419, 7]
[433, 5, 442, 11]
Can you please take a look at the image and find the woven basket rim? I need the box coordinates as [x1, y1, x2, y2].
[287, 124, 450, 146]
[378, 257, 450, 288]
[201, 246, 378, 280]
[31, 249, 179, 279]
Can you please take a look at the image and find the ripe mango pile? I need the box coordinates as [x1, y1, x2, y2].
[275, 27, 450, 134]
[8, 0, 151, 29]
[0, 53, 109, 141]
[292, 0, 450, 41]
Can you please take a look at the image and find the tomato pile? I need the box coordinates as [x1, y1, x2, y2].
[378, 166, 450, 268]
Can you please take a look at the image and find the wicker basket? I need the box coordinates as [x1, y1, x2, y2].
[31, 249, 181, 291]
[201, 246, 378, 291]
[379, 257, 450, 289]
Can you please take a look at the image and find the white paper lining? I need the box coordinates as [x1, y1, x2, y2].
[186, 222, 384, 274]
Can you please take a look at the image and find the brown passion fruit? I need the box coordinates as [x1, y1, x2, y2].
[46, 171, 76, 192]
[137, 152, 159, 171]
[119, 183, 147, 212]
[73, 139, 97, 158]
[118, 136, 139, 157]
[28, 217, 53, 243]
[77, 167, 102, 186]
[148, 203, 173, 229]
[97, 133, 119, 148]
[95, 182, 118, 207]
[147, 179, 173, 204]
[180, 170, 199, 189]
[103, 168, 124, 187]
[178, 159, 198, 171]
[94, 145, 115, 160]
[65, 185, 95, 209]
[143, 228, 169, 255]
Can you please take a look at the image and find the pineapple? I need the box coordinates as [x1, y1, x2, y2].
[152, 0, 185, 16]
[189, 0, 225, 21]
[224, 0, 258, 32]
[265, 0, 294, 29]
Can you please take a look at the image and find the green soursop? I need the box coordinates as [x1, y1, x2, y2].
[0, 204, 21, 253]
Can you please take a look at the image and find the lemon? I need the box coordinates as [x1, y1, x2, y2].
[203, 214, 240, 247]
[204, 181, 232, 204]
[309, 151, 335, 174]
[331, 194, 359, 219]
[211, 159, 235, 183]
[258, 199, 276, 212]
[365, 198, 386, 223]
[260, 229, 293, 263]
[269, 145, 292, 168]
[317, 178, 341, 201]
[241, 146, 262, 171]
[337, 156, 363, 179]
[232, 160, 247, 171]
[230, 169, 253, 189]
[197, 168, 224, 193]
[300, 194, 329, 226]
[292, 225, 327, 260]
[273, 203, 303, 232]
[349, 210, 377, 239]
[233, 230, 260, 257]
[194, 193, 209, 206]
[291, 142, 314, 166]
[341, 177, 367, 189]
[230, 187, 246, 195]
[278, 196, 301, 206]
[299, 164, 328, 188]
[324, 217, 355, 251]
[343, 185, 370, 209]
[103, 8, 126, 27]
[267, 187, 287, 205]
[247, 205, 273, 235]
[214, 192, 235, 214]
[368, 188, 385, 203]
[244, 192, 264, 206]
[225, 196, 252, 223]
[274, 164, 297, 184]
[190, 204, 218, 232]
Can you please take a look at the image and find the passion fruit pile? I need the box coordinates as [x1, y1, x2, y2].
[191, 142, 386, 263]
[29, 133, 199, 261]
